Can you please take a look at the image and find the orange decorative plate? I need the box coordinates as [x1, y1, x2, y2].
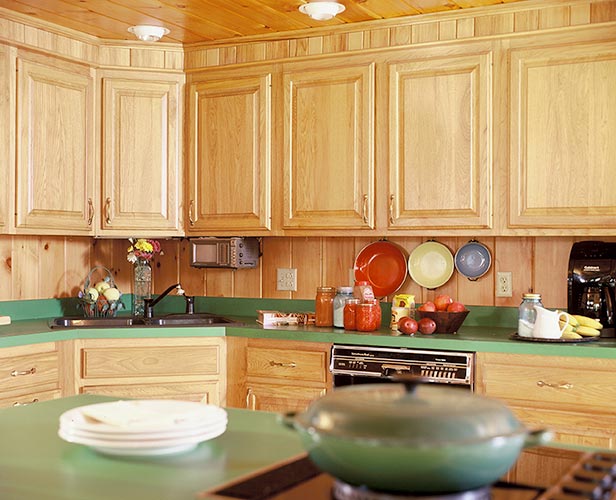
[354, 241, 408, 298]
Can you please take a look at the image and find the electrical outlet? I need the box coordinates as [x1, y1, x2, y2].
[276, 268, 297, 291]
[496, 272, 513, 297]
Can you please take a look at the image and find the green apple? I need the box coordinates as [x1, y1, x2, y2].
[103, 287, 121, 301]
[83, 287, 99, 302]
[94, 280, 111, 293]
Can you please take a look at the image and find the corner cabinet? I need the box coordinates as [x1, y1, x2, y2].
[74, 338, 226, 405]
[508, 40, 616, 231]
[281, 58, 375, 231]
[382, 46, 493, 231]
[186, 66, 273, 235]
[100, 71, 183, 236]
[475, 352, 616, 449]
[15, 51, 95, 235]
[243, 338, 332, 413]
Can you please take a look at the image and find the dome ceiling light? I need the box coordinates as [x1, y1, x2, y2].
[299, 1, 346, 21]
[128, 25, 170, 42]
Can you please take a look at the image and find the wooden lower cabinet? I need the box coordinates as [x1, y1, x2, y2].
[74, 337, 226, 405]
[230, 338, 332, 413]
[0, 342, 62, 408]
[475, 352, 616, 448]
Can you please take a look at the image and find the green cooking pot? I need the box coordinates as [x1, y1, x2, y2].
[281, 379, 552, 494]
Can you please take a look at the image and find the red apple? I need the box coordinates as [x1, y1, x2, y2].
[418, 301, 436, 312]
[397, 316, 418, 335]
[418, 317, 437, 334]
[447, 301, 466, 312]
[434, 294, 453, 311]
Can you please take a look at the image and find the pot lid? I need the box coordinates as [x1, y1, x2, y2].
[295, 382, 524, 445]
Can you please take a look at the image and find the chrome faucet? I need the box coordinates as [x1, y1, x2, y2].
[143, 284, 193, 318]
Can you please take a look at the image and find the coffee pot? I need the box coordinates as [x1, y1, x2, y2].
[568, 241, 616, 338]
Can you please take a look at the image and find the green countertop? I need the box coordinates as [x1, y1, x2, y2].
[0, 297, 614, 357]
[0, 395, 306, 500]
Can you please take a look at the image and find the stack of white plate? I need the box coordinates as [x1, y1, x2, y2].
[58, 399, 227, 456]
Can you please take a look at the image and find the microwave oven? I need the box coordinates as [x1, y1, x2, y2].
[190, 237, 260, 269]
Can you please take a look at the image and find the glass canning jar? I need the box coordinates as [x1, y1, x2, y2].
[518, 293, 543, 337]
[343, 298, 360, 331]
[315, 286, 336, 327]
[333, 287, 354, 328]
[356, 302, 380, 332]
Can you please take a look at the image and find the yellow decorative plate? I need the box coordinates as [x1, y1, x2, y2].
[408, 241, 454, 289]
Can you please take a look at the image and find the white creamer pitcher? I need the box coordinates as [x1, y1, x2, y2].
[532, 306, 570, 339]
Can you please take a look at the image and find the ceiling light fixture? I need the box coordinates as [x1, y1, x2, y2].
[128, 25, 170, 42]
[299, 1, 346, 21]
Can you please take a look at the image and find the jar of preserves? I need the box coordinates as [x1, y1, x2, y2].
[333, 287, 354, 328]
[315, 286, 336, 327]
[364, 298, 382, 329]
[353, 281, 375, 302]
[356, 302, 380, 332]
[343, 298, 360, 331]
[518, 293, 543, 337]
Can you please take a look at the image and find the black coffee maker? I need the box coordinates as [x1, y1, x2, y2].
[568, 241, 616, 338]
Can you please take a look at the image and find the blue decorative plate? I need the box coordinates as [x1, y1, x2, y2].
[454, 241, 492, 281]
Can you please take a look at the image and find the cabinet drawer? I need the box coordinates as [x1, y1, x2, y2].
[81, 381, 221, 404]
[476, 353, 616, 413]
[0, 389, 61, 409]
[82, 345, 221, 379]
[0, 351, 59, 392]
[246, 382, 327, 413]
[246, 347, 328, 383]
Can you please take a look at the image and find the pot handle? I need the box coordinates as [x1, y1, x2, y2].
[279, 411, 298, 430]
[523, 428, 554, 449]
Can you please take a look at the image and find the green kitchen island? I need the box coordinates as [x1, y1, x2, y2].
[0, 395, 306, 500]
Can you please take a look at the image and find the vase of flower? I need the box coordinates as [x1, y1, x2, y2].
[127, 239, 162, 317]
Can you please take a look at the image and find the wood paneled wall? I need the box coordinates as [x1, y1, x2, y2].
[3, 234, 615, 309]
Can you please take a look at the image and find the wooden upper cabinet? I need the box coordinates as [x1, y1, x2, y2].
[101, 72, 183, 236]
[186, 67, 272, 234]
[0, 45, 13, 234]
[15, 52, 95, 234]
[384, 49, 493, 230]
[282, 59, 375, 230]
[509, 41, 616, 231]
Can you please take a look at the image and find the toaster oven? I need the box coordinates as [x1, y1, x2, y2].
[190, 237, 260, 269]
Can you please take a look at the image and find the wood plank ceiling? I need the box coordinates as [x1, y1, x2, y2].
[0, 0, 532, 45]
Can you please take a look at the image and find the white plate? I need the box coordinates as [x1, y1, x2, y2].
[58, 424, 226, 456]
[59, 421, 228, 442]
[60, 400, 227, 435]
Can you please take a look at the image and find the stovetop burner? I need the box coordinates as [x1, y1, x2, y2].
[333, 480, 491, 500]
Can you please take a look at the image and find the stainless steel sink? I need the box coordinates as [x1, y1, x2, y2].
[146, 313, 241, 327]
[50, 313, 241, 328]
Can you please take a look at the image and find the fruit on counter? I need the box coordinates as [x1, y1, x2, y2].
[561, 330, 583, 340]
[446, 301, 466, 312]
[418, 301, 436, 312]
[398, 316, 418, 335]
[83, 287, 99, 302]
[572, 315, 603, 330]
[434, 294, 453, 311]
[561, 312, 579, 327]
[103, 287, 121, 301]
[94, 280, 111, 293]
[418, 317, 437, 335]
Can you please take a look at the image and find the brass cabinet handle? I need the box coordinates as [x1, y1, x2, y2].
[13, 398, 39, 407]
[269, 360, 297, 368]
[87, 198, 94, 226]
[246, 387, 256, 410]
[389, 194, 395, 225]
[362, 194, 369, 224]
[104, 197, 112, 224]
[10, 367, 36, 377]
[536, 380, 573, 390]
[188, 200, 195, 226]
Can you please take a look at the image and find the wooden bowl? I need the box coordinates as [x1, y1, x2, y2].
[416, 310, 469, 334]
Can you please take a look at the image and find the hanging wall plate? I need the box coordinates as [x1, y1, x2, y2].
[354, 241, 408, 298]
[408, 241, 454, 289]
[454, 240, 492, 281]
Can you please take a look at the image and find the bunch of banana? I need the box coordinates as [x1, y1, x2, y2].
[559, 312, 603, 339]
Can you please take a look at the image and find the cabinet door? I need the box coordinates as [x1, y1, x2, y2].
[385, 50, 492, 230]
[0, 45, 13, 233]
[246, 383, 326, 413]
[186, 68, 272, 234]
[81, 381, 221, 404]
[15, 53, 95, 234]
[509, 41, 616, 230]
[282, 59, 375, 230]
[101, 73, 182, 235]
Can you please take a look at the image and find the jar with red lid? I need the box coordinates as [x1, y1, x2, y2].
[356, 302, 380, 332]
[315, 286, 336, 327]
[343, 298, 360, 331]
